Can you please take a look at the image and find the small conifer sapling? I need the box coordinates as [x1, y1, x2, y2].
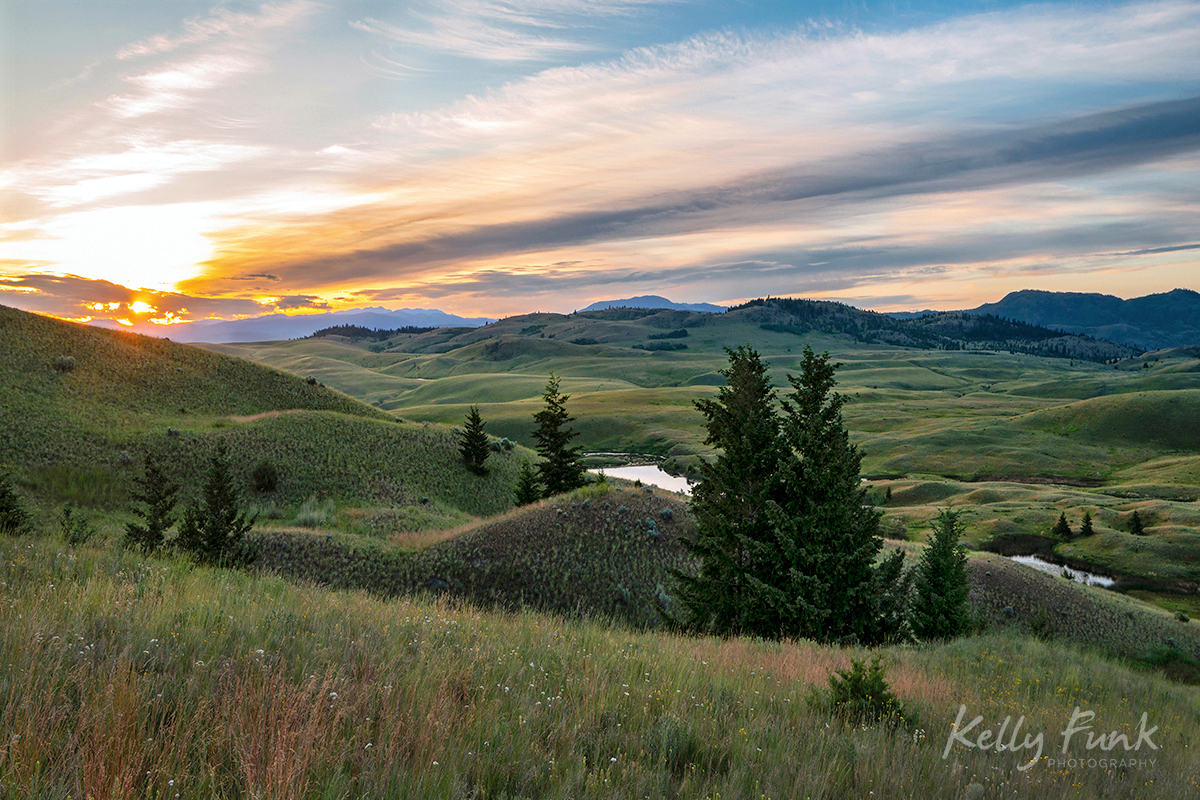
[458, 405, 491, 476]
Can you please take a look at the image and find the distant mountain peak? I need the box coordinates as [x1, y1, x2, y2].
[100, 307, 494, 344]
[968, 288, 1200, 350]
[578, 295, 725, 314]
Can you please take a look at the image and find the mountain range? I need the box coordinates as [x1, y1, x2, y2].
[95, 307, 494, 344]
[968, 289, 1200, 350]
[83, 288, 1198, 348]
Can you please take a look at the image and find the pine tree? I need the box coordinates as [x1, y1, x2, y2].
[124, 450, 177, 554]
[675, 345, 785, 635]
[1080, 510, 1095, 537]
[911, 509, 971, 640]
[531, 374, 586, 497]
[1052, 512, 1073, 539]
[513, 461, 543, 506]
[1130, 510, 1145, 535]
[177, 442, 256, 566]
[458, 405, 491, 476]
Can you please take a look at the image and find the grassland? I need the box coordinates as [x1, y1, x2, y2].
[5, 304, 1200, 796]
[0, 304, 532, 532]
[204, 305, 1200, 606]
[4, 530, 1199, 799]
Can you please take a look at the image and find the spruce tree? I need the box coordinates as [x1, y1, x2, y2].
[1080, 510, 1095, 537]
[771, 345, 893, 644]
[458, 405, 491, 476]
[177, 442, 255, 566]
[1130, 510, 1145, 535]
[911, 509, 971, 640]
[124, 450, 177, 554]
[675, 345, 785, 635]
[531, 374, 586, 497]
[513, 461, 543, 506]
[1052, 512, 1073, 539]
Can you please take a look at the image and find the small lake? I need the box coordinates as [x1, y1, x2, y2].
[589, 464, 693, 495]
[1009, 554, 1115, 588]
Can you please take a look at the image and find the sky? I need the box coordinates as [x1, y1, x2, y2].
[2, 0, 1199, 329]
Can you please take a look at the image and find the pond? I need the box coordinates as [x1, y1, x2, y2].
[589, 464, 693, 495]
[1009, 554, 1115, 588]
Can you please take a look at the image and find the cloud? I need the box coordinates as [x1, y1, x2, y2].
[352, 0, 667, 62]
[0, 272, 329, 324]
[117, 1, 320, 60]
[193, 95, 1200, 298]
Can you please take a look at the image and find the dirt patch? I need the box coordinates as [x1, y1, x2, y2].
[229, 409, 309, 424]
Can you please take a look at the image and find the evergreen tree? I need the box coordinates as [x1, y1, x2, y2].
[1052, 512, 1073, 539]
[531, 374, 586, 496]
[675, 345, 785, 635]
[0, 471, 30, 536]
[1130, 510, 1145, 535]
[911, 509, 972, 640]
[177, 442, 255, 566]
[1080, 510, 1095, 537]
[124, 450, 177, 554]
[676, 345, 905, 644]
[513, 461, 543, 506]
[770, 345, 893, 644]
[458, 405, 491, 476]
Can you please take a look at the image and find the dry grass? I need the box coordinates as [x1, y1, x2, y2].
[3, 533, 1199, 799]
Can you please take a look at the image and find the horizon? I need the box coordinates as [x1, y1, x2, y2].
[3, 1, 1200, 328]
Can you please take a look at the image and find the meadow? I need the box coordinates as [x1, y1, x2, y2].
[4, 302, 1200, 797]
[208, 304, 1200, 614]
[3, 530, 1198, 800]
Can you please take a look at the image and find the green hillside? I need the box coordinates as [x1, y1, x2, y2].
[0, 304, 524, 527]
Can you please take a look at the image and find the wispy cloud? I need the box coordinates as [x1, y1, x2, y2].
[5, 1, 1200, 320]
[117, 1, 320, 60]
[352, 0, 668, 61]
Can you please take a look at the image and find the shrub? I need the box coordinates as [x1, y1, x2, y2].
[250, 459, 279, 493]
[0, 471, 31, 536]
[827, 655, 907, 725]
[1176, 611, 1191, 623]
[58, 504, 94, 545]
[52, 355, 76, 372]
[659, 507, 674, 521]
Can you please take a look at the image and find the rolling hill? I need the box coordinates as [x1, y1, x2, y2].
[0, 303, 526, 525]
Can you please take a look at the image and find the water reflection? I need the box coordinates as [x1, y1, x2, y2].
[590, 465, 693, 495]
[1009, 554, 1115, 587]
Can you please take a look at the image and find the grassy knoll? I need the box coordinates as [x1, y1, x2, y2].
[0, 305, 525, 530]
[4, 531, 1199, 799]
[254, 483, 694, 629]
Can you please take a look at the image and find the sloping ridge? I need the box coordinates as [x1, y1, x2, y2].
[1017, 389, 1200, 450]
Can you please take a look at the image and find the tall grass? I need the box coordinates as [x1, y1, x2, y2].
[3, 534, 1197, 798]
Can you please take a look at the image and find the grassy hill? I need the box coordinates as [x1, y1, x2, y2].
[0, 304, 525, 528]
[208, 310, 1200, 486]
[5, 304, 1200, 797]
[5, 527, 1200, 799]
